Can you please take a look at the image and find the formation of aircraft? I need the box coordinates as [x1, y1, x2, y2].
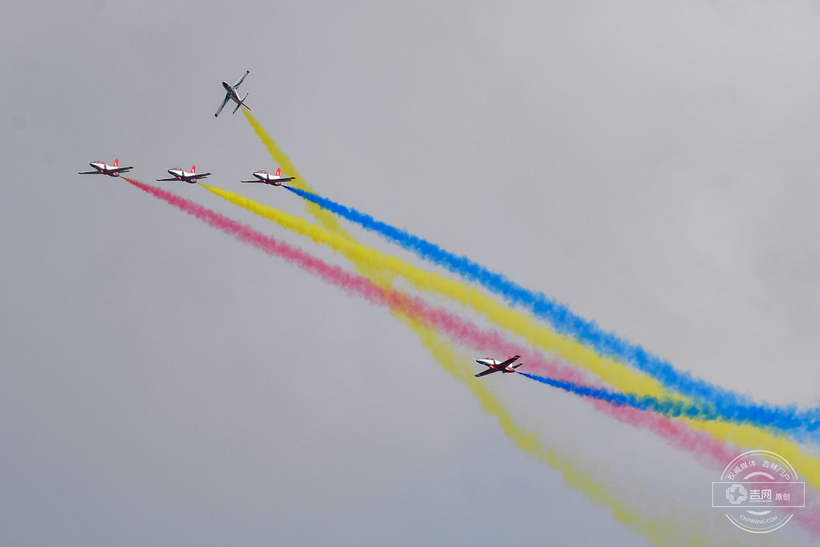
[215, 70, 251, 117]
[156, 165, 211, 184]
[81, 72, 527, 388]
[80, 160, 295, 187]
[78, 159, 133, 177]
[81, 74, 284, 185]
[241, 167, 295, 186]
[474, 355, 523, 377]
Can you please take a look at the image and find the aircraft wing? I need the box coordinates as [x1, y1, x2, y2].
[215, 94, 230, 117]
[155, 177, 179, 181]
[475, 368, 500, 378]
[498, 355, 521, 368]
[195, 172, 212, 178]
[241, 180, 265, 183]
[78, 170, 104, 174]
[110, 166, 133, 173]
[234, 70, 249, 88]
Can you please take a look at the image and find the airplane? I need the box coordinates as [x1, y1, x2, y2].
[156, 165, 211, 184]
[78, 158, 133, 177]
[474, 355, 523, 377]
[240, 167, 295, 186]
[215, 70, 251, 117]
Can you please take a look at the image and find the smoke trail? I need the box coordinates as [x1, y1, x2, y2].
[520, 372, 725, 421]
[236, 115, 777, 465]
[239, 117, 820, 540]
[202, 184, 820, 438]
[242, 109, 399, 288]
[127, 176, 731, 545]
[284, 185, 820, 437]
[399, 317, 732, 547]
[199, 183, 820, 502]
[590, 402, 820, 537]
[200, 184, 670, 395]
[123, 180, 587, 389]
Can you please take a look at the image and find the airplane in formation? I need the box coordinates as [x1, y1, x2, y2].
[240, 167, 295, 186]
[156, 165, 211, 184]
[78, 159, 134, 177]
[215, 70, 251, 117]
[474, 355, 523, 377]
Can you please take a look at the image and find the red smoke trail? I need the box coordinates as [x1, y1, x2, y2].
[126, 178, 820, 536]
[598, 401, 740, 468]
[123, 179, 726, 450]
[125, 177, 589, 385]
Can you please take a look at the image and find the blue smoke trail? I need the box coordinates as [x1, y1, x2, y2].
[284, 185, 820, 437]
[520, 372, 717, 420]
[519, 372, 819, 436]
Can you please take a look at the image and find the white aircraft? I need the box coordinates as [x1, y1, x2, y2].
[474, 355, 523, 377]
[78, 158, 133, 177]
[156, 165, 211, 184]
[240, 167, 295, 186]
[215, 70, 251, 117]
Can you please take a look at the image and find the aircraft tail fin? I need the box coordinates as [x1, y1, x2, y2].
[233, 93, 249, 114]
[114, 158, 119, 167]
[191, 165, 196, 174]
[275, 167, 281, 176]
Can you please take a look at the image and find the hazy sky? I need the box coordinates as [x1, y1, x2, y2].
[2, 1, 820, 545]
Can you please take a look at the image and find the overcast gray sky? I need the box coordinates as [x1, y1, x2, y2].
[2, 1, 820, 545]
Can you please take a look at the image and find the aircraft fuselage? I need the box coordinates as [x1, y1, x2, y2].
[222, 81, 238, 101]
[90, 162, 119, 176]
[241, 169, 295, 186]
[475, 358, 518, 373]
[156, 165, 210, 184]
[167, 168, 191, 181]
[79, 159, 133, 177]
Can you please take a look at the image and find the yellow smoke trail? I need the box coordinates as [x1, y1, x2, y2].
[243, 108, 395, 286]
[398, 315, 731, 547]
[240, 110, 654, 399]
[238, 112, 793, 545]
[201, 182, 820, 495]
[244, 108, 346, 236]
[201, 183, 668, 397]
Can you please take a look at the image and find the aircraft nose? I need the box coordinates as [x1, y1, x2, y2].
[222, 81, 229, 89]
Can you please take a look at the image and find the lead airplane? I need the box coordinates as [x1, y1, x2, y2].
[215, 70, 251, 117]
[78, 158, 133, 177]
[156, 165, 211, 184]
[474, 355, 523, 377]
[240, 167, 295, 186]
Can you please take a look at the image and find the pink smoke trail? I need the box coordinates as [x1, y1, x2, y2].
[126, 178, 820, 536]
[125, 178, 588, 384]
